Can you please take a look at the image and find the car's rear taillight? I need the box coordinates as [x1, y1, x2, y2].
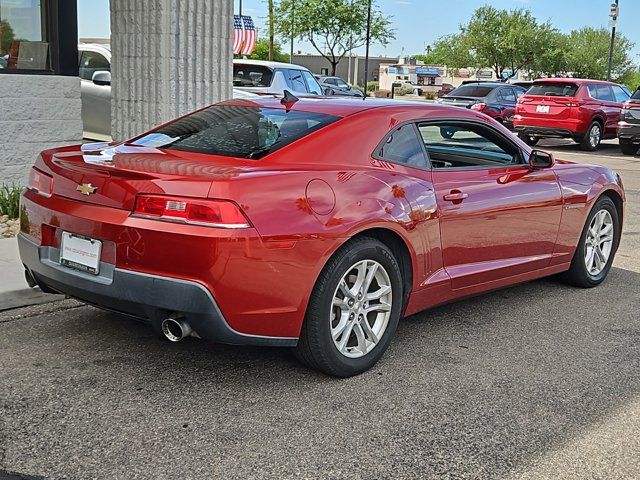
[27, 168, 53, 198]
[132, 195, 251, 228]
[470, 103, 486, 111]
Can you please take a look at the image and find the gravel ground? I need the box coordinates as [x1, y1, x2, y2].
[0, 216, 19, 239]
[0, 141, 638, 479]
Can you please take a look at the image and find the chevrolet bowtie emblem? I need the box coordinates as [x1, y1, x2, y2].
[77, 183, 97, 195]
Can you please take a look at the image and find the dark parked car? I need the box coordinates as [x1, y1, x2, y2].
[618, 86, 640, 155]
[436, 82, 527, 129]
[316, 76, 365, 97]
[514, 78, 631, 151]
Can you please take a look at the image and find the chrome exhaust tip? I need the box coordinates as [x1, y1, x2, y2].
[161, 317, 192, 342]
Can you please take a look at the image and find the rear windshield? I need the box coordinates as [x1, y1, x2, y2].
[632, 88, 640, 100]
[528, 82, 578, 97]
[132, 106, 340, 159]
[447, 85, 495, 98]
[233, 64, 273, 88]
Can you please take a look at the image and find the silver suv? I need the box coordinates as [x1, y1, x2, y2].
[233, 60, 323, 97]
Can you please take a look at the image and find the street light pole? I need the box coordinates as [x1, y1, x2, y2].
[363, 0, 372, 93]
[607, 0, 619, 81]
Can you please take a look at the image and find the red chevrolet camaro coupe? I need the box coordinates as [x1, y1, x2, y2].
[19, 96, 625, 377]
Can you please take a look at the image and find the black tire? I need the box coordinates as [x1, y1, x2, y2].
[440, 127, 455, 139]
[518, 133, 539, 146]
[560, 196, 620, 288]
[580, 121, 602, 151]
[295, 237, 403, 377]
[620, 139, 639, 156]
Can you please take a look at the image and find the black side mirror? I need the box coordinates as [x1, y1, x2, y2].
[529, 149, 554, 169]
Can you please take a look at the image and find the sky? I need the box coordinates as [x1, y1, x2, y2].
[78, 0, 640, 62]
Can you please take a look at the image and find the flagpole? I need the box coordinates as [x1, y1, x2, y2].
[239, 0, 242, 16]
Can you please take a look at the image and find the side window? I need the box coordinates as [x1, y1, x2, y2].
[336, 79, 349, 89]
[612, 85, 630, 103]
[498, 88, 516, 102]
[514, 88, 526, 99]
[284, 69, 307, 92]
[325, 78, 337, 86]
[302, 71, 322, 95]
[418, 123, 520, 169]
[591, 84, 615, 102]
[377, 124, 428, 169]
[79, 51, 110, 81]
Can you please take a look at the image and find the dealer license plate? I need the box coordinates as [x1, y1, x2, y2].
[536, 105, 550, 113]
[60, 232, 102, 275]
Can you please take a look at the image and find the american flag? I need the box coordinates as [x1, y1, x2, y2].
[240, 16, 257, 56]
[233, 15, 244, 55]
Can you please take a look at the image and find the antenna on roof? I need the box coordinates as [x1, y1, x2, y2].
[280, 90, 299, 111]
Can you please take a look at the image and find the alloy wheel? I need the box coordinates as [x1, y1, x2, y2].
[589, 124, 601, 149]
[584, 209, 614, 276]
[330, 260, 393, 358]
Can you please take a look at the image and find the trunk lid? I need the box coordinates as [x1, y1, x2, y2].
[40, 142, 252, 211]
[438, 96, 479, 108]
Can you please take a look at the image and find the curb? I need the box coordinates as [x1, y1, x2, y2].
[0, 288, 65, 312]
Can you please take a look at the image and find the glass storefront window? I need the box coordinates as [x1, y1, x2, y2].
[0, 0, 49, 71]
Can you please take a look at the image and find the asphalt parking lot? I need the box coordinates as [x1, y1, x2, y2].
[1, 140, 638, 480]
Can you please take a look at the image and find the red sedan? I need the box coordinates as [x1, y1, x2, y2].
[19, 97, 625, 377]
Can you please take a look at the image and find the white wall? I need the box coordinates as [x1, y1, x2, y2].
[110, 0, 234, 140]
[0, 75, 83, 184]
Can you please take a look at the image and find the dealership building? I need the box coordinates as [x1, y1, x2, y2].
[0, 0, 233, 184]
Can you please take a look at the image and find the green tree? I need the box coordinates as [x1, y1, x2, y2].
[565, 27, 635, 81]
[274, 0, 395, 76]
[462, 6, 559, 80]
[418, 7, 560, 80]
[249, 38, 290, 63]
[416, 34, 476, 74]
[0, 19, 15, 55]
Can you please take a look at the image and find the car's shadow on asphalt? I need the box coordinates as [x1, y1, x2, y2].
[1, 267, 639, 479]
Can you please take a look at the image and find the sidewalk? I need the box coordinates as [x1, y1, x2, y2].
[0, 237, 63, 311]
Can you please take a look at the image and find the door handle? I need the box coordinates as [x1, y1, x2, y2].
[443, 190, 468, 204]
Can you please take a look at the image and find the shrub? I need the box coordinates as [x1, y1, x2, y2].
[424, 91, 437, 100]
[366, 81, 379, 92]
[397, 83, 415, 96]
[0, 183, 21, 219]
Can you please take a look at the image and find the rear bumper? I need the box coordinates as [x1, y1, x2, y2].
[19, 233, 297, 347]
[617, 123, 640, 143]
[513, 116, 585, 137]
[514, 125, 578, 138]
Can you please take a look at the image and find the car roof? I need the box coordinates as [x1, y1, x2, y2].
[233, 59, 309, 70]
[216, 96, 478, 118]
[534, 78, 618, 86]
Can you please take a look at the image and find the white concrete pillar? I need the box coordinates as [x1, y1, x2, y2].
[110, 0, 234, 140]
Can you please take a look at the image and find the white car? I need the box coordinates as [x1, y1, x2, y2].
[233, 59, 324, 97]
[78, 44, 261, 141]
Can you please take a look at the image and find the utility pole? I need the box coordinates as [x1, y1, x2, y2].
[268, 0, 274, 61]
[290, 0, 295, 62]
[363, 0, 372, 92]
[607, 0, 619, 81]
